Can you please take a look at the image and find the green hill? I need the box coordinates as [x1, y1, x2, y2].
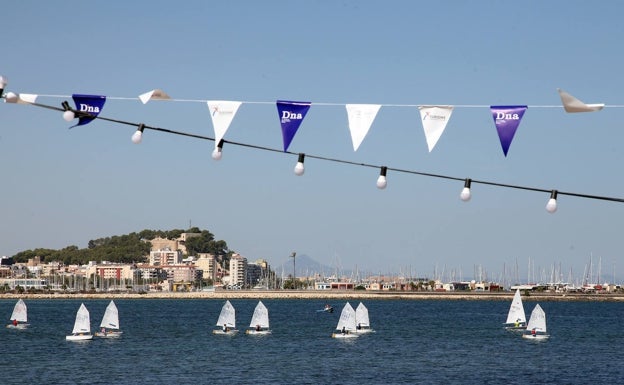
[12, 227, 230, 265]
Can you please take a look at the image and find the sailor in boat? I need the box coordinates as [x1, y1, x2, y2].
[223, 324, 228, 333]
[514, 319, 520, 328]
[531, 328, 536, 337]
[255, 324, 261, 332]
[341, 326, 346, 335]
[12, 319, 18, 327]
[357, 323, 361, 330]
[101, 327, 107, 336]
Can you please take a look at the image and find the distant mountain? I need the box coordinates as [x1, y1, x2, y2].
[274, 254, 342, 278]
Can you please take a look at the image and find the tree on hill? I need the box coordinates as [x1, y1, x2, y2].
[184, 230, 229, 257]
[12, 228, 229, 265]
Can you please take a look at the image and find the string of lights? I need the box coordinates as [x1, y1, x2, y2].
[2, 77, 624, 213]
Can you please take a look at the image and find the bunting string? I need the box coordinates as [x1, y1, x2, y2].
[27, 94, 624, 108]
[12, 98, 624, 207]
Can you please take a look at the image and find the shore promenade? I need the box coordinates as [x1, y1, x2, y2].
[3, 290, 624, 302]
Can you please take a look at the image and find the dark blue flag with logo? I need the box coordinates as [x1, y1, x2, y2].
[72, 94, 106, 127]
[490, 105, 527, 157]
[276, 100, 311, 151]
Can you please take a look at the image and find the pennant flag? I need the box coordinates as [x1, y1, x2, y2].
[491, 105, 527, 157]
[276, 100, 311, 151]
[345, 104, 381, 151]
[557, 88, 604, 113]
[72, 94, 106, 127]
[207, 100, 242, 148]
[3, 93, 37, 104]
[418, 105, 454, 152]
[139, 89, 171, 104]
[16, 93, 38, 104]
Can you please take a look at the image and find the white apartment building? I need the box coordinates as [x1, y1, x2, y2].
[162, 265, 198, 282]
[150, 248, 183, 266]
[229, 254, 247, 287]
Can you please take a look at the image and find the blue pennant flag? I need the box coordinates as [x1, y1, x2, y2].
[71, 94, 106, 127]
[276, 100, 311, 151]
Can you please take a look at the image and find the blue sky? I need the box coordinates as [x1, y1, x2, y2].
[2, 1, 623, 284]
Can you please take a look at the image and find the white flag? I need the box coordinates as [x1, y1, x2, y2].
[345, 104, 381, 151]
[138, 89, 171, 104]
[419, 105, 454, 152]
[207, 101, 242, 148]
[4, 93, 38, 104]
[558, 89, 604, 113]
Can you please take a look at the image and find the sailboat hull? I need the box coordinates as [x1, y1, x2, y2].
[95, 330, 123, 338]
[504, 323, 527, 331]
[246, 329, 271, 335]
[213, 329, 238, 335]
[6, 323, 29, 330]
[332, 332, 359, 339]
[522, 333, 549, 340]
[66, 334, 93, 341]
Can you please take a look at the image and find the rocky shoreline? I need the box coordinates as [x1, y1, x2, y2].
[2, 290, 623, 302]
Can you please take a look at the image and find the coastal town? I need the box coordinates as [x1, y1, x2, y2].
[1, 231, 621, 297]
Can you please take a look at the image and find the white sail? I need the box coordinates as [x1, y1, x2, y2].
[100, 300, 120, 330]
[505, 289, 526, 324]
[526, 304, 547, 333]
[216, 300, 236, 328]
[355, 302, 370, 328]
[10, 299, 28, 323]
[72, 303, 91, 334]
[249, 301, 269, 329]
[335, 302, 357, 332]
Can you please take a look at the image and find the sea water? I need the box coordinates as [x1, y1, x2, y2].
[1, 298, 623, 384]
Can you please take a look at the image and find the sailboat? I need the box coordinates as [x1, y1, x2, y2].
[331, 302, 359, 339]
[213, 300, 238, 335]
[354, 302, 373, 334]
[95, 300, 122, 338]
[66, 303, 93, 341]
[6, 299, 29, 329]
[503, 289, 527, 331]
[246, 301, 271, 335]
[522, 304, 549, 340]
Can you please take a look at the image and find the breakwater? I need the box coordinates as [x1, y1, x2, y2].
[3, 290, 623, 301]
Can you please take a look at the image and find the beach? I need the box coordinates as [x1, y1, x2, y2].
[4, 290, 624, 301]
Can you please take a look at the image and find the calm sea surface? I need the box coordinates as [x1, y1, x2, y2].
[1, 298, 623, 385]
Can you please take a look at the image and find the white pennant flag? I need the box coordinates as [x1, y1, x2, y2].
[418, 105, 454, 152]
[557, 88, 604, 113]
[207, 100, 242, 148]
[4, 93, 38, 104]
[345, 104, 381, 151]
[138, 89, 171, 104]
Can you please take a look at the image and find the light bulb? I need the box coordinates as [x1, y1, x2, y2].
[0, 75, 7, 96]
[460, 178, 472, 202]
[294, 162, 304, 176]
[545, 198, 557, 213]
[212, 139, 224, 160]
[376, 175, 387, 189]
[376, 166, 388, 189]
[545, 190, 558, 213]
[294, 153, 305, 176]
[63, 110, 75, 122]
[460, 187, 471, 202]
[131, 130, 143, 144]
[212, 148, 223, 160]
[4, 92, 18, 103]
[131, 124, 145, 144]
